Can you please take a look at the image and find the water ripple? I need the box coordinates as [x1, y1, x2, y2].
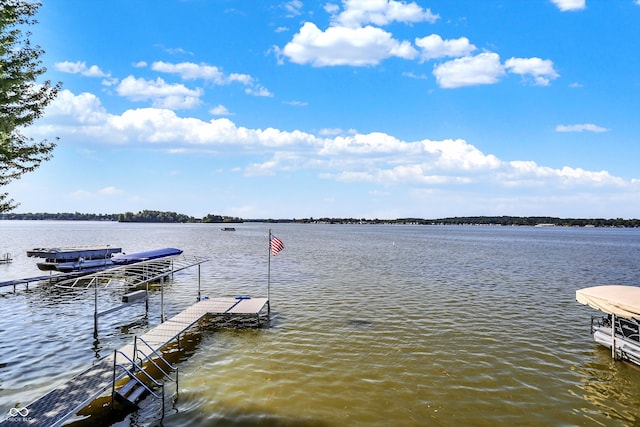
[2, 223, 640, 426]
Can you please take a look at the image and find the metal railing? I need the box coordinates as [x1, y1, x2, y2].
[111, 335, 180, 418]
[134, 336, 179, 392]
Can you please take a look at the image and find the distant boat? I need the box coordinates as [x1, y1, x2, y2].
[27, 246, 122, 272]
[111, 247, 183, 265]
[221, 227, 236, 231]
[577, 285, 640, 366]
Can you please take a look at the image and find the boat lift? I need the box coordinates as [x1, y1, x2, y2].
[55, 253, 209, 339]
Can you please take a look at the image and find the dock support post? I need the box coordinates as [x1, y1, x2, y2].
[197, 264, 201, 301]
[93, 277, 99, 339]
[161, 275, 165, 323]
[133, 336, 138, 367]
[111, 349, 118, 410]
[612, 313, 616, 360]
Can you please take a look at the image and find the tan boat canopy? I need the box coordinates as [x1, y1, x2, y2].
[576, 285, 640, 319]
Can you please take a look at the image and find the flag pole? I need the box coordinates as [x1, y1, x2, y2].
[267, 228, 271, 316]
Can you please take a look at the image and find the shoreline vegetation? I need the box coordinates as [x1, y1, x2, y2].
[0, 210, 639, 228]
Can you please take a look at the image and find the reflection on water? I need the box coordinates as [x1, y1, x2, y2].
[2, 221, 640, 426]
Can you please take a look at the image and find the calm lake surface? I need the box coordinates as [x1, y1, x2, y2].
[2, 221, 640, 426]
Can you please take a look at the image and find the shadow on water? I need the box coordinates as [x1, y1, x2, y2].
[67, 315, 275, 427]
[573, 347, 640, 425]
[346, 318, 374, 328]
[75, 398, 332, 427]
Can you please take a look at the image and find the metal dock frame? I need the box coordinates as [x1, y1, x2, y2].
[112, 335, 179, 417]
[0, 297, 269, 426]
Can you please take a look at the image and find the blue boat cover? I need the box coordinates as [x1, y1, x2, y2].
[111, 247, 183, 265]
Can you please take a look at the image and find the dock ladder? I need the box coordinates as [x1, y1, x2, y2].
[111, 336, 179, 418]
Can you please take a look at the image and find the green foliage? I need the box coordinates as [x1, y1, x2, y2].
[117, 210, 198, 223]
[201, 214, 242, 223]
[0, 211, 117, 220]
[0, 210, 243, 223]
[1, 212, 639, 227]
[291, 216, 640, 227]
[0, 0, 61, 212]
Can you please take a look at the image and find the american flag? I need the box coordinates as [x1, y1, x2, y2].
[270, 234, 284, 256]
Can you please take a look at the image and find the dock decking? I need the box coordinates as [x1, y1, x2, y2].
[0, 297, 268, 427]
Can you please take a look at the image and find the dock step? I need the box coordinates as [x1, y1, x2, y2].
[114, 379, 149, 407]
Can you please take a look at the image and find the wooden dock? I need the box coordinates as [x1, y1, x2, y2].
[0, 297, 268, 427]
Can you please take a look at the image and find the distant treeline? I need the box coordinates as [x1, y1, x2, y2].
[118, 210, 242, 223]
[0, 210, 242, 223]
[292, 216, 640, 227]
[0, 212, 118, 221]
[1, 212, 639, 227]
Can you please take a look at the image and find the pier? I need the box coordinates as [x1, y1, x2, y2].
[0, 296, 269, 426]
[0, 252, 270, 426]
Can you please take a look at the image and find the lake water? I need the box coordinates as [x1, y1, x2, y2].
[1, 221, 640, 426]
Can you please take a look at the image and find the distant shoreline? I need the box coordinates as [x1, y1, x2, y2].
[1, 211, 639, 228]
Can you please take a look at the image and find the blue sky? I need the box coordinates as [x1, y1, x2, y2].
[7, 0, 640, 219]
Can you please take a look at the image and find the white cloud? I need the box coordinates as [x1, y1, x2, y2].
[161, 46, 194, 56]
[422, 138, 502, 171]
[54, 61, 110, 78]
[333, 0, 439, 28]
[556, 123, 609, 132]
[320, 132, 416, 155]
[34, 90, 633, 196]
[98, 186, 124, 196]
[244, 152, 304, 176]
[115, 76, 203, 109]
[402, 71, 428, 80]
[433, 54, 558, 88]
[43, 89, 108, 125]
[505, 161, 625, 187]
[151, 61, 253, 85]
[69, 186, 123, 201]
[150, 61, 269, 97]
[505, 57, 559, 86]
[415, 34, 476, 61]
[245, 85, 274, 97]
[550, 0, 586, 11]
[284, 100, 309, 107]
[324, 3, 340, 14]
[433, 52, 505, 88]
[284, 0, 303, 16]
[319, 128, 357, 136]
[276, 2, 560, 90]
[281, 22, 417, 66]
[210, 105, 232, 116]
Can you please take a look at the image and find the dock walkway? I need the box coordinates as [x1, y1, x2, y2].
[0, 297, 268, 427]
